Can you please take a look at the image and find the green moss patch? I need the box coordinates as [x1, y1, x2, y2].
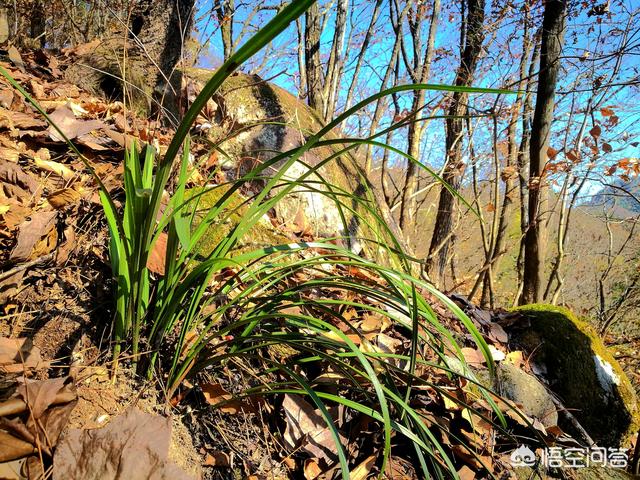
[510, 304, 639, 447]
[185, 185, 290, 260]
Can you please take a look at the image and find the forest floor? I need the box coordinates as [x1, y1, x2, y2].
[1, 46, 639, 480]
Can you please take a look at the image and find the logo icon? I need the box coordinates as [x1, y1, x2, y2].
[510, 445, 537, 467]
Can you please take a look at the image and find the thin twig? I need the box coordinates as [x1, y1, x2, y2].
[0, 253, 55, 283]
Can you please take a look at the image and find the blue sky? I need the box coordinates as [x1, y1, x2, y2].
[192, 0, 640, 199]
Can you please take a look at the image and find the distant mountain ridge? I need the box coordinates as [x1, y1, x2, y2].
[586, 176, 640, 215]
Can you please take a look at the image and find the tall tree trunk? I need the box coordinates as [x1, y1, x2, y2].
[513, 35, 540, 306]
[323, 0, 349, 121]
[0, 4, 9, 43]
[425, 0, 485, 285]
[519, 0, 567, 305]
[304, 2, 324, 114]
[64, 0, 195, 122]
[478, 9, 533, 307]
[363, 0, 411, 173]
[216, 0, 235, 61]
[399, 0, 440, 233]
[30, 0, 45, 47]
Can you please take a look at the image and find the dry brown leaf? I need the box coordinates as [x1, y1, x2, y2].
[47, 188, 82, 209]
[7, 45, 26, 73]
[29, 79, 45, 100]
[0, 430, 36, 462]
[203, 451, 230, 467]
[10, 210, 57, 262]
[147, 232, 167, 275]
[282, 394, 344, 464]
[0, 159, 39, 194]
[457, 465, 475, 480]
[0, 87, 14, 108]
[589, 125, 602, 138]
[201, 383, 256, 414]
[488, 323, 508, 344]
[47, 105, 105, 142]
[384, 456, 416, 479]
[601, 106, 615, 117]
[504, 350, 524, 368]
[0, 108, 46, 129]
[0, 146, 19, 163]
[53, 408, 194, 480]
[34, 158, 75, 181]
[0, 338, 44, 373]
[303, 458, 323, 480]
[461, 347, 485, 366]
[547, 147, 559, 160]
[350, 454, 376, 480]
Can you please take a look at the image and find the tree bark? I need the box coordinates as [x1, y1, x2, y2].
[478, 9, 533, 307]
[425, 0, 485, 285]
[216, 0, 235, 61]
[304, 2, 324, 114]
[519, 0, 567, 305]
[64, 0, 195, 122]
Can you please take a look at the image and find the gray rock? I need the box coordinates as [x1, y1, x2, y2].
[496, 362, 559, 428]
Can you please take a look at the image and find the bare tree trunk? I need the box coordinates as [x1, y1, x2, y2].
[65, 0, 195, 121]
[323, 0, 349, 121]
[296, 18, 307, 97]
[513, 36, 540, 306]
[304, 2, 324, 114]
[399, 0, 440, 233]
[519, 0, 567, 305]
[216, 0, 235, 61]
[0, 3, 9, 43]
[478, 10, 533, 307]
[425, 0, 485, 285]
[30, 0, 45, 46]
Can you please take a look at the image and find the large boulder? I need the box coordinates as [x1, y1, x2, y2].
[183, 69, 406, 264]
[507, 304, 639, 447]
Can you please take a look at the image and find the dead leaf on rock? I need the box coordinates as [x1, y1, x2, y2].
[461, 347, 485, 367]
[282, 394, 344, 464]
[10, 210, 57, 262]
[53, 408, 194, 480]
[488, 323, 508, 344]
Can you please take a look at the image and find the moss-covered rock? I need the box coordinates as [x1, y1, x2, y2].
[509, 304, 639, 447]
[185, 185, 290, 259]
[183, 69, 406, 266]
